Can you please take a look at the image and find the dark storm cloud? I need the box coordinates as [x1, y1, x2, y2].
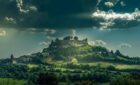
[0, 0, 140, 30]
[0, 0, 99, 29]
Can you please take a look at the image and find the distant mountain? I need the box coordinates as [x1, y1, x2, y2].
[1, 36, 140, 65]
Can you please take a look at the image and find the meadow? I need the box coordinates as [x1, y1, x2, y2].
[0, 78, 27, 85]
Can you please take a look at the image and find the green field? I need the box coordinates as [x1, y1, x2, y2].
[0, 78, 27, 85]
[80, 61, 140, 70]
[27, 61, 140, 71]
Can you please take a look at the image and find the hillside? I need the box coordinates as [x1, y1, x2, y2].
[1, 36, 140, 65]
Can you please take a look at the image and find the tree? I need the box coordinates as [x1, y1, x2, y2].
[74, 80, 96, 85]
[115, 50, 122, 56]
[107, 65, 116, 70]
[71, 58, 78, 65]
[36, 73, 58, 85]
[74, 36, 78, 40]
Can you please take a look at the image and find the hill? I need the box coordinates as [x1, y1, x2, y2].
[0, 36, 140, 65]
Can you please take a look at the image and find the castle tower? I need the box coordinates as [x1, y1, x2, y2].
[10, 54, 16, 64]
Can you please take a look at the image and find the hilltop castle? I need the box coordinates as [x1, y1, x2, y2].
[49, 36, 88, 48]
[41, 36, 89, 58]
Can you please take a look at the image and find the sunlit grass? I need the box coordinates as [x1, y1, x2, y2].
[80, 61, 140, 70]
[116, 64, 140, 70]
[0, 78, 27, 85]
[27, 64, 38, 69]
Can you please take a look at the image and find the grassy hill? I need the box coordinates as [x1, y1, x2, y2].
[1, 36, 140, 65]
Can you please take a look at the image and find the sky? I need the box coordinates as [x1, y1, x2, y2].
[0, 0, 140, 58]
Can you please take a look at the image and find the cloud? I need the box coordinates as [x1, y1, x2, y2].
[119, 43, 132, 48]
[4, 17, 16, 24]
[95, 40, 107, 46]
[99, 21, 115, 30]
[28, 28, 37, 31]
[97, 0, 101, 6]
[92, 9, 140, 29]
[29, 6, 38, 12]
[0, 0, 140, 29]
[43, 29, 56, 35]
[89, 40, 106, 46]
[135, 8, 139, 12]
[92, 9, 140, 22]
[71, 29, 76, 36]
[0, 0, 98, 29]
[26, 28, 56, 35]
[88, 41, 96, 46]
[26, 28, 37, 34]
[120, 1, 126, 6]
[0, 29, 6, 37]
[39, 41, 49, 46]
[16, 0, 38, 13]
[16, 0, 29, 13]
[105, 2, 114, 7]
[46, 36, 56, 41]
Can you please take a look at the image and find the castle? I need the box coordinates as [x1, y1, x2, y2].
[49, 36, 88, 49]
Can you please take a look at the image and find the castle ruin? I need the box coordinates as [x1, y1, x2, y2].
[49, 36, 88, 49]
